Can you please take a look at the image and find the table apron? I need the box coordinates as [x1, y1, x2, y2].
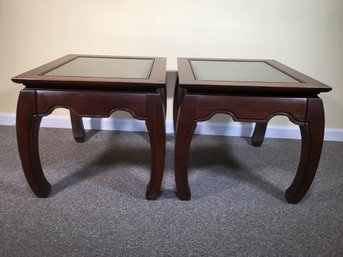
[34, 89, 160, 120]
[185, 94, 312, 124]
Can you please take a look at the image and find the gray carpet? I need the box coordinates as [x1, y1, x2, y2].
[0, 125, 342, 257]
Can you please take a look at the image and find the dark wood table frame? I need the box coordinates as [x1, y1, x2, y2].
[12, 54, 167, 200]
[174, 58, 331, 203]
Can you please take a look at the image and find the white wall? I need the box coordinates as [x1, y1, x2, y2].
[1, 0, 342, 128]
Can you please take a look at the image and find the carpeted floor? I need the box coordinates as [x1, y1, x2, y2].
[0, 125, 342, 257]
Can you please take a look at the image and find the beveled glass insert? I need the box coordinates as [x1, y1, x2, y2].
[44, 57, 154, 79]
[190, 60, 299, 83]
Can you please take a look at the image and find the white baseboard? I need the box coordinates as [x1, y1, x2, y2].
[0, 113, 17, 126]
[1, 113, 343, 142]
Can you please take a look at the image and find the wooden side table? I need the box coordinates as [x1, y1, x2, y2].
[174, 58, 332, 203]
[12, 54, 167, 200]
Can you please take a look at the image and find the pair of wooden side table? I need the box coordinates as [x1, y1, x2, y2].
[12, 54, 331, 203]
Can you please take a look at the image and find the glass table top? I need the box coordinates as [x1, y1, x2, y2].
[44, 57, 154, 79]
[190, 60, 299, 83]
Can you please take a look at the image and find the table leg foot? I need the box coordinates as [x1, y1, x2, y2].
[145, 190, 160, 200]
[175, 191, 191, 201]
[251, 122, 268, 147]
[16, 90, 51, 197]
[70, 111, 86, 143]
[285, 98, 324, 204]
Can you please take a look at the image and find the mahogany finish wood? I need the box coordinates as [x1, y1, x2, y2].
[12, 54, 167, 200]
[175, 58, 331, 203]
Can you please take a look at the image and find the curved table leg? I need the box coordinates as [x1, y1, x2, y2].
[251, 122, 268, 147]
[173, 77, 180, 132]
[16, 90, 51, 197]
[70, 111, 86, 143]
[145, 95, 166, 200]
[159, 87, 167, 111]
[285, 98, 324, 203]
[175, 96, 197, 200]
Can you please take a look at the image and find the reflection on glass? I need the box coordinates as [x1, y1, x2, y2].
[44, 57, 154, 79]
[190, 60, 299, 83]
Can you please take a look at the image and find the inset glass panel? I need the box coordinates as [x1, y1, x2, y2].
[44, 57, 154, 79]
[190, 60, 299, 83]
